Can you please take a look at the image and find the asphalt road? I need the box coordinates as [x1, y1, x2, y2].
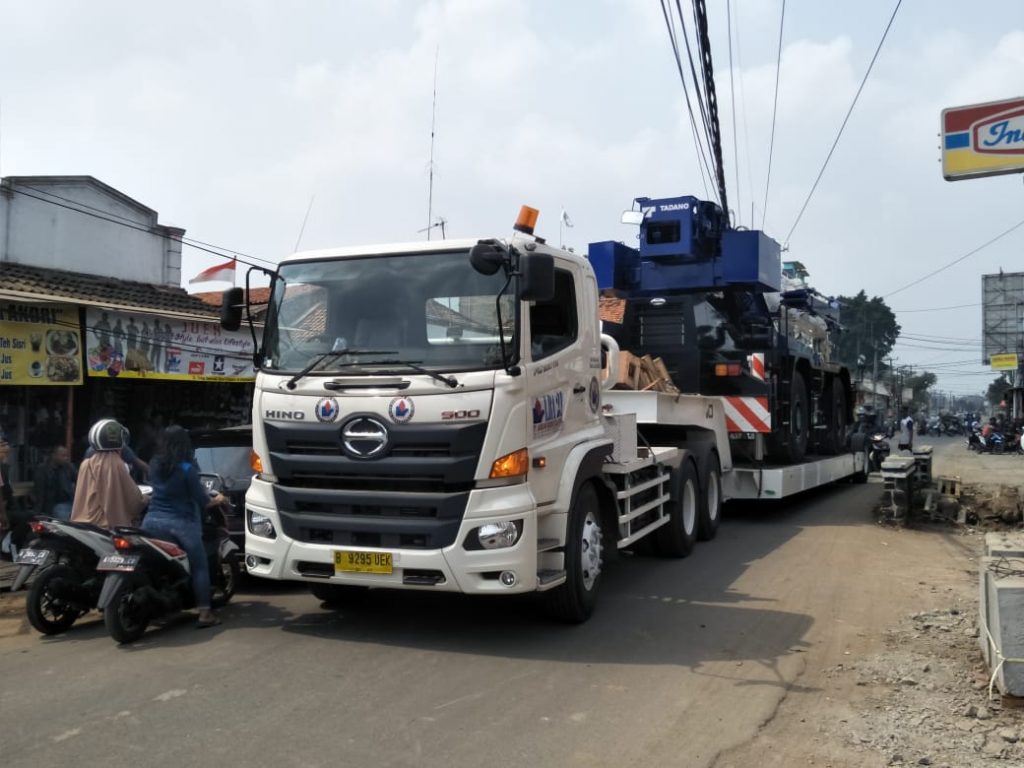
[0, 478, 890, 768]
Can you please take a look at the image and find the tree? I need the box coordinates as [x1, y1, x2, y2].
[834, 291, 901, 370]
[987, 374, 1011, 407]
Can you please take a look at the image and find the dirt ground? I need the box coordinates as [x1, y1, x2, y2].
[715, 440, 1024, 768]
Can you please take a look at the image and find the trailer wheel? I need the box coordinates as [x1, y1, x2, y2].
[697, 454, 722, 542]
[655, 460, 699, 557]
[543, 483, 603, 623]
[769, 372, 809, 463]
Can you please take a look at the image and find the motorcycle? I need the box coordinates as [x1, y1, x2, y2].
[11, 517, 116, 635]
[868, 432, 891, 472]
[967, 428, 1020, 454]
[96, 494, 240, 643]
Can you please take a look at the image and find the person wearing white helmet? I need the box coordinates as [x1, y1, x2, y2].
[71, 419, 147, 529]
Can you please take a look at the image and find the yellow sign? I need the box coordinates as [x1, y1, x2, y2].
[990, 353, 1019, 370]
[0, 303, 83, 385]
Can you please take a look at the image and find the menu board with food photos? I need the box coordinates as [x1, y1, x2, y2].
[0, 302, 84, 386]
[84, 308, 256, 381]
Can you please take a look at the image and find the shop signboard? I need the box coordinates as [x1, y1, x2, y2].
[942, 96, 1024, 181]
[0, 302, 84, 385]
[84, 308, 255, 382]
[990, 353, 1018, 371]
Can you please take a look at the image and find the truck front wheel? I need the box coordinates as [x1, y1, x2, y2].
[543, 483, 603, 623]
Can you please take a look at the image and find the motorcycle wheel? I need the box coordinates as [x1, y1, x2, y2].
[26, 564, 82, 635]
[104, 576, 150, 644]
[211, 555, 239, 609]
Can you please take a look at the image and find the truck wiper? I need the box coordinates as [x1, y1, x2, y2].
[342, 359, 459, 389]
[285, 348, 396, 390]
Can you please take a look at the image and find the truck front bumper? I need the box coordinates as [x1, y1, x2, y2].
[243, 477, 541, 594]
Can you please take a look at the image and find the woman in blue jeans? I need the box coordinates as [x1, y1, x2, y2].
[143, 426, 226, 627]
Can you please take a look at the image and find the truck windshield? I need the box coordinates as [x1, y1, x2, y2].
[262, 250, 517, 374]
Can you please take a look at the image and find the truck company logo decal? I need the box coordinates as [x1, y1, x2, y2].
[315, 397, 340, 423]
[532, 390, 564, 437]
[265, 410, 305, 421]
[341, 416, 389, 459]
[388, 397, 414, 424]
[722, 396, 771, 434]
[588, 377, 600, 413]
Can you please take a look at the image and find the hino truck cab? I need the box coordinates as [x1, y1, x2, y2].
[222, 209, 620, 621]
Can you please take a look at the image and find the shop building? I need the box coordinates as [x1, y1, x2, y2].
[0, 176, 254, 489]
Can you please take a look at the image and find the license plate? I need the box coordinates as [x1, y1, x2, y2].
[14, 548, 51, 567]
[334, 550, 393, 575]
[97, 554, 141, 572]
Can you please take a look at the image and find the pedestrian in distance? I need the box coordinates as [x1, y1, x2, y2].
[142, 425, 227, 628]
[71, 420, 148, 529]
[897, 411, 914, 454]
[33, 444, 77, 520]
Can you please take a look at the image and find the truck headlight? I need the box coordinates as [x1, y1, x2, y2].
[477, 521, 520, 549]
[248, 510, 277, 539]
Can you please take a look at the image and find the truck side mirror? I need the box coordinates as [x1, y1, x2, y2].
[519, 253, 554, 302]
[220, 287, 244, 331]
[469, 241, 507, 276]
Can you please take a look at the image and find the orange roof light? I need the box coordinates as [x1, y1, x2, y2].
[514, 206, 540, 235]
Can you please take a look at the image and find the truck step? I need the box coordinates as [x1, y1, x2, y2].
[537, 538, 560, 553]
[537, 569, 566, 589]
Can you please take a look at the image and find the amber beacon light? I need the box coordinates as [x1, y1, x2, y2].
[513, 206, 539, 235]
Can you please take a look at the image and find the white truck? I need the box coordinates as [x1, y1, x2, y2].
[221, 205, 868, 622]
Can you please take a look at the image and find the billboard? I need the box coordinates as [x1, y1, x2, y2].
[942, 97, 1024, 181]
[84, 308, 256, 382]
[0, 302, 83, 385]
[990, 353, 1019, 370]
[982, 272, 1024, 365]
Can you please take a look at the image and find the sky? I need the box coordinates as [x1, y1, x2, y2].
[0, 0, 1021, 395]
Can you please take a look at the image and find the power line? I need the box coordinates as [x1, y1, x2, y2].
[659, 0, 714, 200]
[761, 0, 785, 230]
[783, 0, 902, 244]
[884, 215, 1024, 298]
[893, 302, 981, 313]
[726, 0, 740, 226]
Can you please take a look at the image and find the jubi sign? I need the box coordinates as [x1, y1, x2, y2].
[942, 97, 1024, 181]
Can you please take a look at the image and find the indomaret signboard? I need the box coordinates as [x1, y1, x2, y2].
[942, 97, 1024, 181]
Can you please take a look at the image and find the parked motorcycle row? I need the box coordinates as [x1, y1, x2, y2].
[10, 473, 240, 644]
[966, 425, 1024, 455]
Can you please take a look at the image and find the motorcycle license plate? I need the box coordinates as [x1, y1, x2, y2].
[97, 554, 141, 572]
[14, 548, 51, 567]
[334, 550, 392, 575]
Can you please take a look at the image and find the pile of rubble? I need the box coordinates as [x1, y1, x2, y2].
[836, 606, 1024, 766]
[959, 485, 1024, 528]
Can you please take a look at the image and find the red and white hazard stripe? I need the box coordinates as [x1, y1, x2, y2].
[723, 396, 772, 433]
[748, 353, 766, 382]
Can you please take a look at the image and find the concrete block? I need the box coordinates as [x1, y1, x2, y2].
[979, 556, 1024, 696]
[986, 532, 1024, 558]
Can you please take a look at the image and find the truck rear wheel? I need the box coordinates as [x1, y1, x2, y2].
[543, 483, 603, 623]
[655, 460, 699, 557]
[697, 454, 722, 542]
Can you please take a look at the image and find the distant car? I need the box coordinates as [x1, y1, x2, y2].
[190, 425, 253, 552]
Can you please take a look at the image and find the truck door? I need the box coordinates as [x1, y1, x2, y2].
[523, 265, 599, 507]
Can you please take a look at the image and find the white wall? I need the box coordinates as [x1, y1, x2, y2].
[0, 176, 183, 286]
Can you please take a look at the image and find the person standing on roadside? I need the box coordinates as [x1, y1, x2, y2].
[897, 410, 914, 454]
[33, 445, 77, 520]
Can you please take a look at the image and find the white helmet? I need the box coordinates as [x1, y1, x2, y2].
[88, 419, 129, 452]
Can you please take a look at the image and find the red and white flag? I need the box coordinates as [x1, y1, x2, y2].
[189, 258, 236, 285]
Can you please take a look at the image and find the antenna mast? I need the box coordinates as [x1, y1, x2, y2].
[426, 46, 439, 240]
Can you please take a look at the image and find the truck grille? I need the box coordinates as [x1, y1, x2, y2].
[266, 421, 486, 549]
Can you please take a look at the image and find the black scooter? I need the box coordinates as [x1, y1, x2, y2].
[11, 517, 117, 635]
[96, 497, 240, 643]
[868, 432, 891, 472]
